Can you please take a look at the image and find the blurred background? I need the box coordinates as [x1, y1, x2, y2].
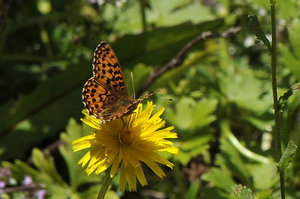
[0, 0, 300, 198]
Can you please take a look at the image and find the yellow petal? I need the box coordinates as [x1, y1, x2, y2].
[136, 165, 147, 186]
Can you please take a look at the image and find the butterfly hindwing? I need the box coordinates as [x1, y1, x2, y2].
[82, 78, 118, 117]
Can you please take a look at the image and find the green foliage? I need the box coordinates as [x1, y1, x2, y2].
[1, 119, 119, 198]
[231, 184, 253, 199]
[184, 180, 200, 199]
[277, 140, 297, 172]
[247, 15, 271, 53]
[1, 0, 300, 198]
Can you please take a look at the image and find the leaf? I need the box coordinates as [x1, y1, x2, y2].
[130, 63, 153, 95]
[2, 149, 73, 198]
[247, 15, 271, 52]
[276, 140, 297, 172]
[112, 19, 224, 70]
[165, 97, 217, 133]
[109, 0, 216, 34]
[249, 160, 278, 190]
[277, 0, 299, 20]
[278, 83, 300, 111]
[197, 187, 229, 199]
[280, 44, 300, 80]
[32, 148, 66, 185]
[59, 119, 101, 190]
[175, 132, 212, 165]
[219, 67, 273, 114]
[289, 19, 300, 59]
[202, 167, 235, 193]
[0, 62, 89, 160]
[1, 130, 116, 199]
[148, 0, 214, 26]
[216, 134, 252, 184]
[184, 180, 200, 199]
[231, 184, 253, 199]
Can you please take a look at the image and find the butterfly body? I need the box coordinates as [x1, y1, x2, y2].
[82, 41, 154, 123]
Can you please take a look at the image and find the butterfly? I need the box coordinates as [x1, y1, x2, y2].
[82, 41, 155, 123]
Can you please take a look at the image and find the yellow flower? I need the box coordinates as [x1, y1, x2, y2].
[72, 102, 179, 192]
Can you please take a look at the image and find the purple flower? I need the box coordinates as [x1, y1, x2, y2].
[22, 175, 33, 186]
[0, 181, 5, 188]
[35, 189, 46, 199]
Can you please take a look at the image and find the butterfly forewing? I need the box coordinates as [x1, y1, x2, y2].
[92, 42, 128, 96]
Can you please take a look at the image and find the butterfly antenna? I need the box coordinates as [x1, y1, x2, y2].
[150, 89, 174, 102]
[153, 98, 174, 102]
[131, 72, 136, 99]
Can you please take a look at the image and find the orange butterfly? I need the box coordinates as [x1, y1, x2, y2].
[82, 41, 155, 123]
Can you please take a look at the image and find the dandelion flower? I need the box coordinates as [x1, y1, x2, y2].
[72, 102, 178, 191]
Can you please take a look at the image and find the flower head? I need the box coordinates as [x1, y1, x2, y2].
[72, 102, 178, 191]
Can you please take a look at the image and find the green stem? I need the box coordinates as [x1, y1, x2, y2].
[174, 162, 186, 198]
[221, 121, 269, 164]
[139, 0, 147, 33]
[270, 1, 285, 198]
[97, 169, 112, 199]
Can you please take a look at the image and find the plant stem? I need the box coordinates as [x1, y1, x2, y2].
[97, 169, 112, 199]
[221, 121, 269, 164]
[139, 0, 147, 33]
[270, 1, 285, 198]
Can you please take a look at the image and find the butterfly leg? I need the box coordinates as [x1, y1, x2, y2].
[121, 117, 126, 126]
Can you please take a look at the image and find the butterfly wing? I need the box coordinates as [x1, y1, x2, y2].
[82, 41, 130, 120]
[92, 41, 128, 96]
[82, 78, 118, 118]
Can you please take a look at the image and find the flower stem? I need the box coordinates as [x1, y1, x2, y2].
[270, 1, 285, 198]
[97, 168, 112, 199]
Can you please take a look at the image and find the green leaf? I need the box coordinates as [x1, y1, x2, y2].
[59, 119, 101, 191]
[148, 0, 214, 26]
[249, 160, 278, 190]
[174, 132, 212, 165]
[130, 63, 153, 94]
[202, 167, 236, 193]
[112, 19, 224, 70]
[165, 97, 217, 133]
[276, 140, 297, 172]
[278, 83, 300, 111]
[0, 62, 89, 160]
[219, 67, 272, 114]
[247, 15, 271, 53]
[32, 148, 66, 185]
[280, 44, 300, 80]
[289, 19, 300, 59]
[216, 134, 252, 184]
[277, 0, 299, 19]
[109, 0, 215, 34]
[184, 180, 200, 199]
[231, 184, 253, 199]
[198, 187, 229, 199]
[2, 149, 73, 198]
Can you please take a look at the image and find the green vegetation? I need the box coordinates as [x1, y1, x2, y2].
[0, 0, 299, 198]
